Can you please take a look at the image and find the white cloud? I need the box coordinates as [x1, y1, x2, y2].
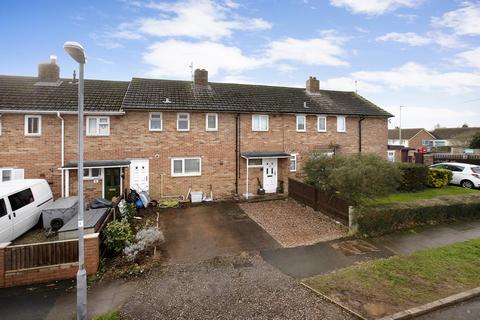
[376, 31, 466, 49]
[329, 0, 420, 15]
[395, 13, 418, 23]
[265, 37, 348, 66]
[376, 32, 431, 46]
[350, 62, 480, 94]
[432, 2, 480, 36]
[321, 77, 382, 93]
[116, 0, 271, 41]
[143, 40, 263, 78]
[456, 47, 480, 69]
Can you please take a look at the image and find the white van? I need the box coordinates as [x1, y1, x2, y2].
[0, 179, 53, 242]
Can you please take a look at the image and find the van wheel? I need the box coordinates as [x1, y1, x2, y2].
[461, 180, 474, 189]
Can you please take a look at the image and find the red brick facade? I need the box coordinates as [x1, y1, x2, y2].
[0, 111, 388, 201]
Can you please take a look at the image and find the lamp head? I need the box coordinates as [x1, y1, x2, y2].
[63, 41, 86, 64]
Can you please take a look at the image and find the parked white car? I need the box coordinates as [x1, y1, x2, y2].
[0, 179, 53, 242]
[430, 162, 480, 189]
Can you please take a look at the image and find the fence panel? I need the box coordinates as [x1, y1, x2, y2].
[4, 240, 78, 271]
[288, 178, 317, 208]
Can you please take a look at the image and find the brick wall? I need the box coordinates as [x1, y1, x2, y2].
[0, 233, 99, 288]
[0, 111, 388, 200]
[408, 130, 435, 150]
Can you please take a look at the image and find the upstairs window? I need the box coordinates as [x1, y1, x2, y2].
[24, 115, 41, 136]
[296, 115, 306, 132]
[252, 114, 269, 131]
[87, 116, 110, 136]
[177, 113, 190, 131]
[206, 113, 218, 131]
[337, 116, 346, 132]
[149, 112, 163, 131]
[317, 115, 327, 132]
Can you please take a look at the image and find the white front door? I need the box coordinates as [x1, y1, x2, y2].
[262, 158, 278, 193]
[130, 159, 149, 192]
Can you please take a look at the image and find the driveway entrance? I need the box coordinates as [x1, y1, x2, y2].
[159, 202, 280, 263]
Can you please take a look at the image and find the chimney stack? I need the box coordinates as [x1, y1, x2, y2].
[306, 76, 320, 94]
[194, 68, 208, 87]
[38, 55, 60, 82]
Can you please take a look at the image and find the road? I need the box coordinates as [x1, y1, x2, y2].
[416, 296, 480, 320]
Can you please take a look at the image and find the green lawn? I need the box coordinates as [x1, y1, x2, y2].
[368, 186, 478, 206]
[303, 239, 480, 319]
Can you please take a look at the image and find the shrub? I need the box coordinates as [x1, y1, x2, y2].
[427, 168, 452, 188]
[397, 163, 429, 191]
[356, 194, 480, 237]
[123, 227, 165, 261]
[103, 219, 134, 253]
[303, 153, 402, 205]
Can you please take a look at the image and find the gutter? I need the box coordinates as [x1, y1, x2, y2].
[358, 116, 365, 153]
[0, 109, 125, 115]
[56, 112, 65, 197]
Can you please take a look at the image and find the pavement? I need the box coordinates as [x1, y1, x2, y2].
[0, 278, 136, 320]
[262, 220, 480, 278]
[415, 296, 480, 320]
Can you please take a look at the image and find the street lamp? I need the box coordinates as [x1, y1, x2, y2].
[64, 41, 87, 320]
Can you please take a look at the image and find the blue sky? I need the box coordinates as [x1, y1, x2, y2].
[1, 0, 479, 129]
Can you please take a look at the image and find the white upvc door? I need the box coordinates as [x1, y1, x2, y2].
[129, 159, 149, 192]
[262, 158, 278, 193]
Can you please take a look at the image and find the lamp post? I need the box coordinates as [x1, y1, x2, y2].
[63, 41, 87, 320]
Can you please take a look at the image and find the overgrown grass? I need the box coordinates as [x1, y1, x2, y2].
[92, 310, 121, 320]
[367, 186, 477, 206]
[303, 239, 480, 319]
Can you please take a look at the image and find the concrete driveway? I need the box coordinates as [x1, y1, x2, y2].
[159, 202, 280, 263]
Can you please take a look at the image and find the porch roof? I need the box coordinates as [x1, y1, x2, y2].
[62, 160, 131, 169]
[241, 151, 291, 159]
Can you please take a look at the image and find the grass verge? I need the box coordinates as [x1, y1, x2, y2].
[92, 310, 121, 320]
[302, 239, 480, 319]
[368, 186, 477, 206]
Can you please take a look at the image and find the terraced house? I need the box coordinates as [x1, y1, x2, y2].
[0, 56, 392, 202]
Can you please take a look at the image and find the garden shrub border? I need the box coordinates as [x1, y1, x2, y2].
[355, 194, 480, 237]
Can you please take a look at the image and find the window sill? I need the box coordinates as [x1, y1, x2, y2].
[86, 134, 110, 137]
[25, 134, 41, 137]
[149, 129, 163, 132]
[171, 173, 201, 177]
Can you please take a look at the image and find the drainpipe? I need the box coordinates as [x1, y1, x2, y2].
[235, 113, 240, 195]
[358, 116, 365, 153]
[57, 112, 65, 197]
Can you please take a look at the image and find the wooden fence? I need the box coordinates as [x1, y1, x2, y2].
[4, 239, 78, 271]
[288, 178, 350, 225]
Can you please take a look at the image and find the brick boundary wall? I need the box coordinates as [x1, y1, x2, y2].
[0, 233, 99, 288]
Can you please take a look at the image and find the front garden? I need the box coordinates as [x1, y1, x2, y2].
[301, 152, 480, 237]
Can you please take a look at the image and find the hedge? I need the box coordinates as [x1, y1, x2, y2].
[397, 163, 429, 192]
[355, 194, 480, 237]
[427, 168, 452, 188]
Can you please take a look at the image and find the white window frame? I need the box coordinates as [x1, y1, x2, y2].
[317, 115, 327, 132]
[177, 113, 190, 131]
[24, 115, 42, 136]
[86, 116, 110, 136]
[290, 154, 297, 172]
[252, 114, 269, 132]
[247, 159, 263, 167]
[83, 168, 103, 180]
[296, 115, 306, 132]
[171, 157, 202, 177]
[149, 112, 163, 131]
[336, 115, 346, 133]
[205, 113, 218, 131]
[0, 168, 24, 182]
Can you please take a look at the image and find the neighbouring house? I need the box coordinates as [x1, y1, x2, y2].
[0, 56, 392, 202]
[388, 128, 436, 150]
[428, 127, 480, 153]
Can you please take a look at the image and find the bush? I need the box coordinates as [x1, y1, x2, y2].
[356, 194, 480, 236]
[103, 219, 134, 253]
[397, 163, 429, 191]
[303, 153, 402, 205]
[427, 168, 452, 188]
[123, 227, 165, 261]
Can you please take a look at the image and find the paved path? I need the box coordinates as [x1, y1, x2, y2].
[415, 296, 480, 320]
[262, 220, 480, 278]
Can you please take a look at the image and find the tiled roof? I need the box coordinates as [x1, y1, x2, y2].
[431, 127, 480, 140]
[388, 128, 429, 140]
[0, 75, 129, 112]
[123, 78, 392, 117]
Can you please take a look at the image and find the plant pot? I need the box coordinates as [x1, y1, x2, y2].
[257, 188, 266, 195]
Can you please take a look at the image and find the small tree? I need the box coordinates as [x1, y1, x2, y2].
[303, 152, 345, 190]
[469, 132, 480, 149]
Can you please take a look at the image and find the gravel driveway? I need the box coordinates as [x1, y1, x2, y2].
[239, 199, 347, 247]
[121, 254, 355, 320]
